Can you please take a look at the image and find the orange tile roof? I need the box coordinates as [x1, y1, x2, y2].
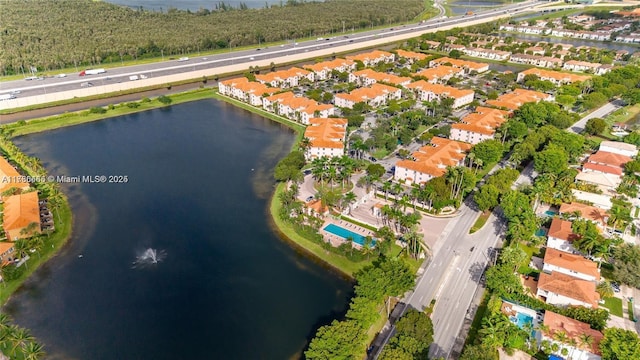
[559, 202, 608, 226]
[405, 80, 474, 100]
[538, 271, 600, 308]
[543, 311, 603, 355]
[548, 218, 580, 242]
[304, 118, 347, 149]
[395, 49, 428, 61]
[346, 50, 393, 63]
[564, 60, 602, 69]
[430, 57, 488, 71]
[265, 91, 330, 114]
[255, 67, 310, 84]
[396, 138, 472, 177]
[3, 192, 41, 241]
[0, 242, 15, 266]
[336, 83, 400, 104]
[520, 68, 590, 84]
[414, 65, 464, 81]
[231, 80, 280, 97]
[303, 58, 355, 72]
[306, 199, 329, 214]
[544, 248, 600, 280]
[219, 77, 249, 87]
[583, 162, 623, 176]
[0, 157, 29, 195]
[452, 106, 510, 136]
[352, 69, 412, 86]
[616, 8, 640, 17]
[588, 150, 632, 168]
[486, 88, 552, 110]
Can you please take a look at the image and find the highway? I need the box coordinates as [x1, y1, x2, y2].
[0, 0, 543, 109]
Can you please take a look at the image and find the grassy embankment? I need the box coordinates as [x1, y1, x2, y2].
[4, 89, 215, 136]
[0, 137, 73, 304]
[469, 211, 491, 234]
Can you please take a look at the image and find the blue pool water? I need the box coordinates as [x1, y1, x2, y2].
[545, 210, 557, 216]
[323, 224, 375, 247]
[535, 228, 547, 237]
[509, 312, 533, 330]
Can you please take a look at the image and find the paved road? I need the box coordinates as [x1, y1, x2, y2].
[568, 100, 624, 134]
[0, 0, 541, 105]
[372, 99, 628, 359]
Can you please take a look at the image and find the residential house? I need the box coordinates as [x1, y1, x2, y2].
[349, 69, 412, 87]
[559, 202, 608, 229]
[499, 24, 549, 35]
[303, 58, 356, 80]
[334, 83, 402, 109]
[405, 81, 475, 109]
[551, 29, 610, 41]
[346, 50, 395, 66]
[255, 67, 314, 88]
[509, 54, 563, 68]
[0, 157, 29, 198]
[218, 77, 280, 106]
[262, 92, 334, 124]
[394, 138, 472, 185]
[599, 140, 638, 157]
[462, 47, 512, 61]
[571, 190, 613, 211]
[542, 248, 600, 282]
[615, 34, 640, 43]
[547, 218, 580, 253]
[3, 191, 41, 241]
[525, 46, 545, 56]
[449, 106, 510, 144]
[304, 199, 330, 218]
[413, 66, 464, 84]
[615, 8, 640, 17]
[445, 44, 467, 52]
[563, 60, 612, 75]
[303, 118, 348, 160]
[428, 57, 489, 73]
[537, 271, 600, 308]
[0, 242, 15, 265]
[538, 311, 603, 360]
[395, 49, 428, 63]
[517, 68, 590, 86]
[423, 40, 441, 49]
[486, 88, 554, 110]
[568, 14, 595, 23]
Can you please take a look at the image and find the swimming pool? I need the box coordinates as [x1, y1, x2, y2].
[544, 210, 557, 217]
[535, 228, 547, 237]
[509, 312, 533, 330]
[323, 223, 376, 247]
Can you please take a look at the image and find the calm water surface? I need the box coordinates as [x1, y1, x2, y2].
[4, 100, 352, 360]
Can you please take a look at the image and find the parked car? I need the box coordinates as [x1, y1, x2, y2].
[305, 196, 314, 202]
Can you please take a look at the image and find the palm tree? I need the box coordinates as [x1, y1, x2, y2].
[13, 239, 30, 268]
[382, 182, 392, 200]
[596, 280, 614, 299]
[577, 333, 594, 352]
[298, 137, 312, 153]
[363, 236, 374, 259]
[552, 330, 569, 347]
[21, 341, 46, 360]
[403, 227, 427, 260]
[342, 192, 357, 214]
[10, 328, 34, 357]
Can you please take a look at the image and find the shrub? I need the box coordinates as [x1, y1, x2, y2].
[157, 95, 172, 105]
[89, 106, 107, 114]
[126, 102, 140, 108]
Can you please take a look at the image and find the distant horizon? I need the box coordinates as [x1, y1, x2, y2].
[104, 0, 317, 11]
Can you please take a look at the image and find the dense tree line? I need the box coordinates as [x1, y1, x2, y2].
[0, 0, 425, 75]
[305, 257, 415, 359]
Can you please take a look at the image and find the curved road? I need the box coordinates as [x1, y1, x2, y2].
[0, 0, 543, 110]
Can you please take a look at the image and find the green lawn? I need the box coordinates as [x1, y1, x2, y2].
[602, 297, 623, 317]
[469, 211, 491, 234]
[605, 104, 640, 126]
[6, 89, 215, 137]
[464, 290, 490, 347]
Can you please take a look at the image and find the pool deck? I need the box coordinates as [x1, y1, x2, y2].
[321, 219, 376, 248]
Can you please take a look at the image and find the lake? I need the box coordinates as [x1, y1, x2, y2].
[106, 0, 315, 11]
[4, 99, 352, 360]
[446, 0, 503, 16]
